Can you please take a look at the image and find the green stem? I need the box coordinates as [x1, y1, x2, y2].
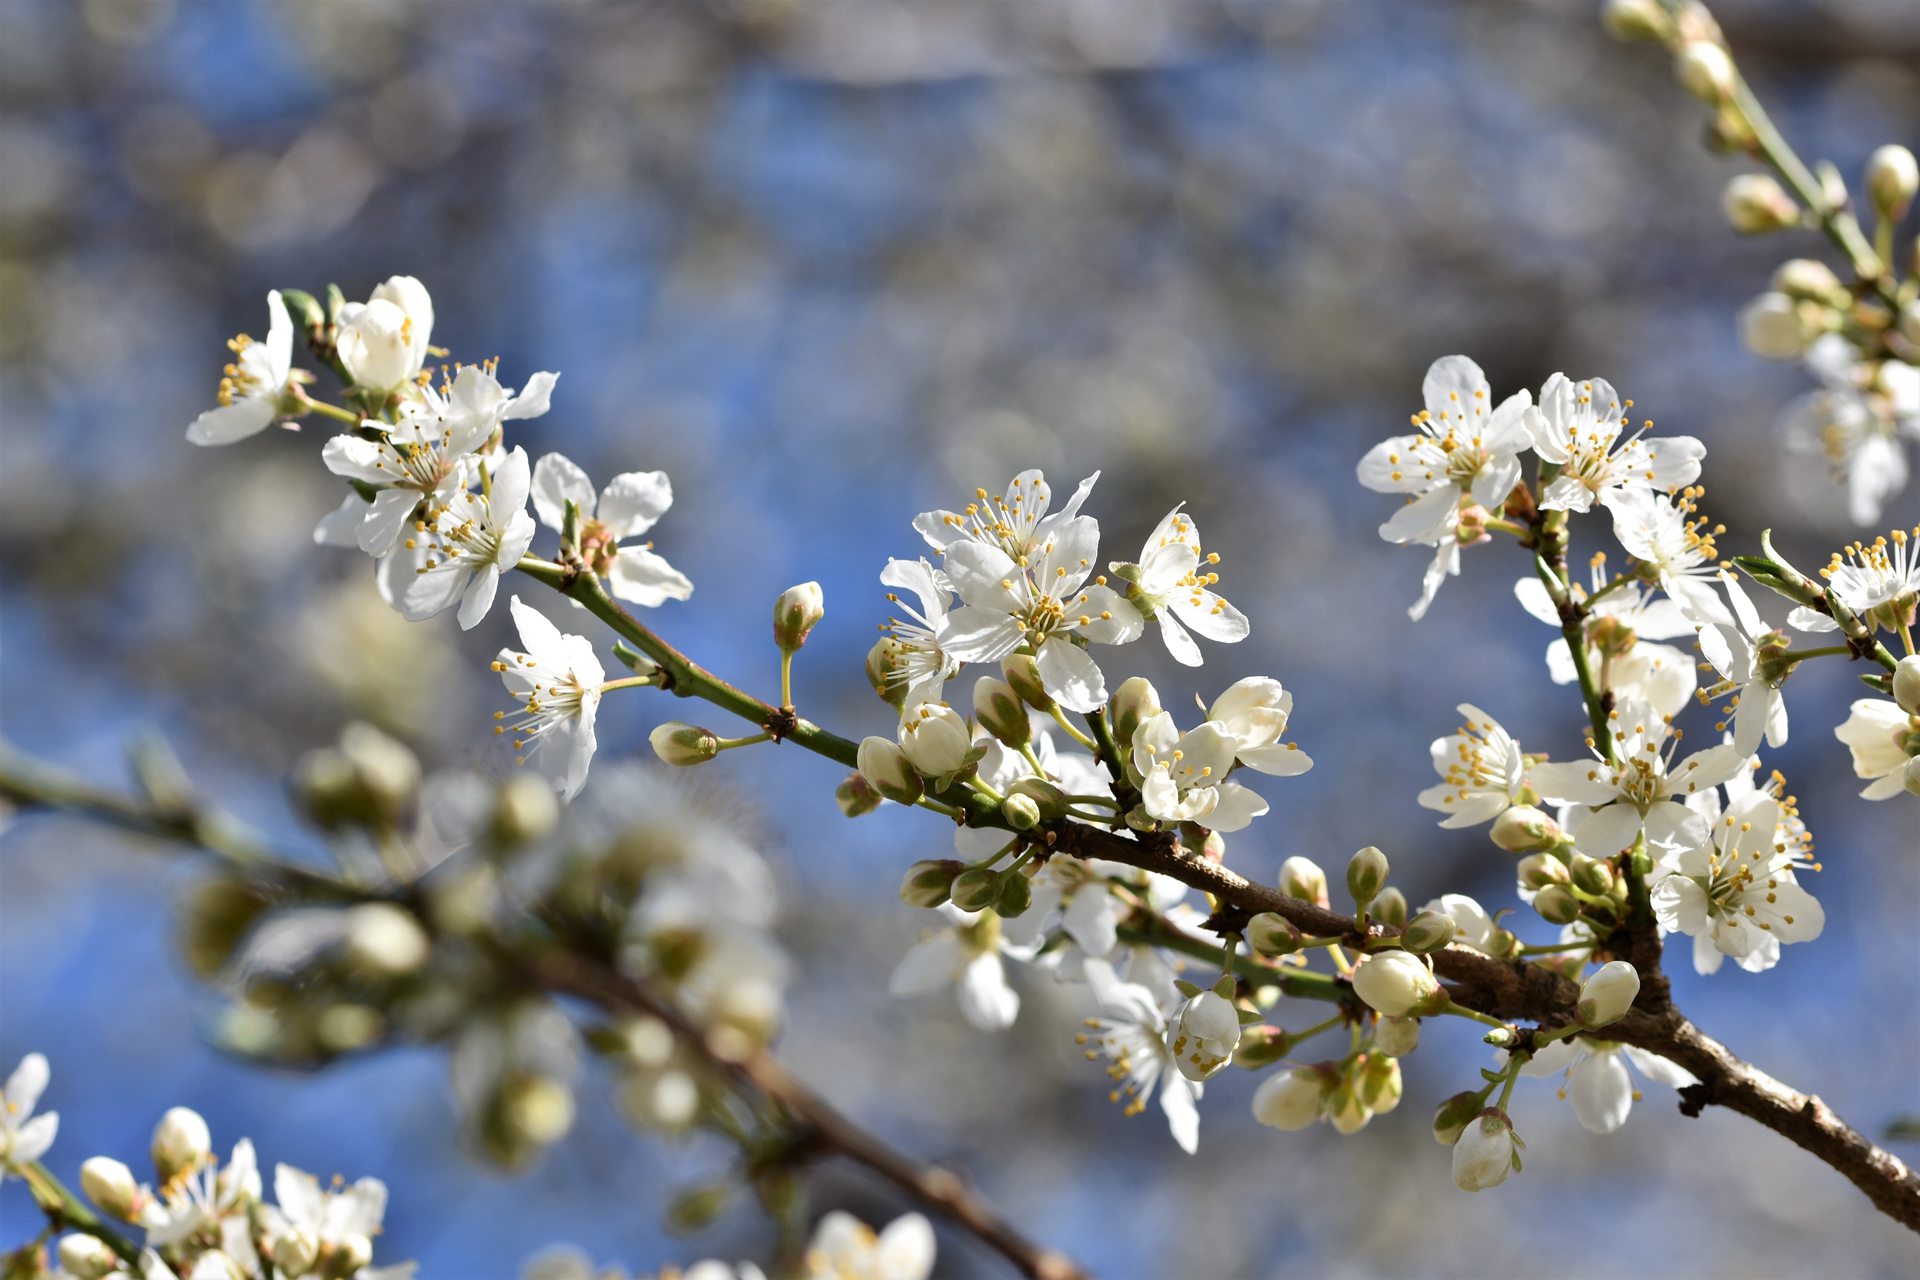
[780, 651, 794, 710]
[1116, 920, 1348, 1006]
[21, 1162, 140, 1264]
[1496, 1053, 1529, 1110]
[1048, 707, 1099, 753]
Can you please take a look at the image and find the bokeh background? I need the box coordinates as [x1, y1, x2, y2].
[3, 0, 1919, 1275]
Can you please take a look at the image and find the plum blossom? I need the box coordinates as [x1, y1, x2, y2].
[914, 468, 1098, 562]
[1518, 1037, 1695, 1133]
[531, 453, 692, 608]
[1129, 710, 1268, 832]
[1513, 566, 1698, 719]
[888, 905, 1029, 1031]
[1651, 790, 1824, 974]
[1782, 336, 1920, 525]
[1788, 526, 1920, 637]
[187, 291, 299, 446]
[260, 1162, 415, 1280]
[141, 1136, 260, 1255]
[1697, 570, 1790, 756]
[1420, 893, 1496, 953]
[1833, 697, 1919, 800]
[493, 596, 605, 801]
[400, 446, 537, 629]
[1527, 371, 1705, 513]
[0, 1053, 56, 1177]
[878, 558, 961, 704]
[1077, 960, 1200, 1153]
[1205, 678, 1313, 777]
[1417, 704, 1529, 829]
[335, 275, 434, 395]
[321, 392, 499, 558]
[1607, 487, 1732, 627]
[1358, 354, 1532, 543]
[1109, 506, 1248, 666]
[804, 1211, 935, 1280]
[1530, 697, 1745, 858]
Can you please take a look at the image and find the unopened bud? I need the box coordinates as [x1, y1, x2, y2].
[1400, 910, 1456, 955]
[995, 868, 1034, 917]
[1357, 1052, 1403, 1114]
[151, 1106, 211, 1183]
[1452, 1108, 1518, 1192]
[271, 1226, 321, 1276]
[1905, 755, 1920, 797]
[1517, 852, 1572, 892]
[856, 737, 922, 805]
[1000, 654, 1053, 711]
[1246, 912, 1301, 956]
[1772, 258, 1845, 305]
[866, 638, 909, 709]
[1893, 655, 1920, 716]
[649, 722, 719, 767]
[897, 700, 973, 779]
[1676, 41, 1735, 104]
[1000, 792, 1043, 831]
[342, 902, 431, 978]
[1723, 173, 1799, 234]
[1369, 886, 1407, 928]
[1374, 1015, 1420, 1058]
[1346, 846, 1389, 906]
[1739, 293, 1814, 360]
[320, 1233, 374, 1280]
[1866, 145, 1918, 222]
[1350, 950, 1441, 1018]
[666, 1182, 734, 1235]
[79, 1156, 139, 1220]
[500, 1075, 575, 1151]
[179, 876, 272, 980]
[1577, 960, 1641, 1028]
[1602, 0, 1670, 42]
[973, 677, 1030, 747]
[1108, 676, 1161, 746]
[949, 868, 1002, 913]
[1490, 804, 1563, 854]
[1570, 853, 1616, 897]
[55, 1237, 117, 1280]
[1251, 1065, 1328, 1131]
[1432, 1090, 1483, 1146]
[835, 772, 882, 818]
[1007, 776, 1070, 821]
[1278, 856, 1327, 907]
[1533, 883, 1581, 925]
[772, 581, 824, 653]
[1233, 1025, 1293, 1069]
[491, 772, 559, 847]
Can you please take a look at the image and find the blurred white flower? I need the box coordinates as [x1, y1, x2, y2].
[1077, 960, 1200, 1154]
[804, 1211, 934, 1280]
[187, 290, 298, 446]
[1782, 337, 1919, 525]
[889, 905, 1027, 1031]
[1519, 1036, 1694, 1133]
[0, 1053, 56, 1176]
[1833, 697, 1917, 802]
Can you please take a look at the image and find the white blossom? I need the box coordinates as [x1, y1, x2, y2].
[1607, 487, 1732, 627]
[0, 1053, 56, 1176]
[336, 275, 433, 395]
[1169, 988, 1241, 1082]
[1513, 570, 1698, 718]
[877, 558, 961, 704]
[1450, 1108, 1518, 1191]
[1205, 678, 1313, 777]
[1519, 1037, 1694, 1134]
[530, 453, 692, 608]
[888, 905, 1027, 1031]
[1651, 791, 1824, 974]
[1350, 951, 1439, 1017]
[399, 445, 537, 629]
[803, 1211, 934, 1280]
[187, 291, 298, 446]
[141, 1137, 260, 1253]
[914, 468, 1098, 562]
[1251, 1066, 1329, 1132]
[1110, 506, 1248, 666]
[1527, 372, 1704, 513]
[321, 377, 503, 558]
[1358, 354, 1532, 543]
[1833, 697, 1918, 801]
[1130, 710, 1268, 832]
[1076, 960, 1200, 1154]
[261, 1162, 413, 1280]
[1697, 570, 1789, 756]
[493, 596, 605, 801]
[1417, 704, 1529, 829]
[1782, 336, 1920, 524]
[1419, 893, 1496, 954]
[1788, 526, 1920, 636]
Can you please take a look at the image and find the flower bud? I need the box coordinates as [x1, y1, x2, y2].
[1374, 1015, 1420, 1058]
[1489, 804, 1562, 855]
[835, 772, 882, 818]
[320, 1233, 374, 1280]
[897, 701, 973, 779]
[1368, 886, 1407, 928]
[1866, 144, 1919, 222]
[857, 737, 922, 805]
[1904, 755, 1920, 798]
[995, 869, 1034, 918]
[1399, 910, 1455, 955]
[1350, 951, 1441, 1018]
[342, 902, 431, 977]
[949, 869, 1002, 913]
[1602, 0, 1670, 42]
[1278, 856, 1328, 907]
[1246, 912, 1301, 957]
[1516, 852, 1571, 892]
[1570, 853, 1616, 898]
[1250, 1066, 1327, 1131]
[1893, 655, 1920, 716]
[1233, 1025, 1292, 1069]
[55, 1237, 117, 1280]
[1432, 1091, 1483, 1146]
[1452, 1109, 1519, 1191]
[972, 677, 1030, 747]
[1000, 792, 1043, 831]
[1007, 776, 1070, 821]
[767, 581, 826, 655]
[1000, 654, 1053, 711]
[491, 772, 559, 848]
[179, 876, 272, 980]
[1532, 883, 1581, 925]
[271, 1226, 322, 1276]
[1676, 41, 1735, 104]
[650, 722, 719, 767]
[1326, 1081, 1371, 1135]
[1773, 258, 1845, 305]
[1738, 293, 1814, 360]
[1171, 990, 1241, 1082]
[336, 298, 419, 394]
[151, 1106, 211, 1183]
[1108, 676, 1161, 747]
[1345, 846, 1388, 906]
[866, 638, 909, 709]
[80, 1156, 139, 1220]
[1357, 1052, 1403, 1113]
[1723, 173, 1799, 234]
[1577, 960, 1641, 1029]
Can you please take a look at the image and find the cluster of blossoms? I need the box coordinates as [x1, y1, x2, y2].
[1, 1055, 408, 1279]
[524, 1211, 934, 1280]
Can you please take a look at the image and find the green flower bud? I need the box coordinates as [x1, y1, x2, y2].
[856, 737, 922, 805]
[1278, 856, 1328, 907]
[1432, 1090, 1484, 1146]
[151, 1106, 211, 1183]
[1677, 41, 1735, 105]
[1517, 852, 1571, 892]
[1357, 1052, 1403, 1114]
[1233, 1025, 1293, 1069]
[1000, 654, 1053, 711]
[995, 869, 1034, 917]
[491, 772, 559, 848]
[1399, 910, 1456, 955]
[1722, 173, 1800, 234]
[1772, 258, 1846, 306]
[1109, 676, 1161, 747]
[1893, 655, 1920, 716]
[949, 869, 1003, 913]
[649, 722, 719, 767]
[1374, 1015, 1420, 1058]
[866, 638, 910, 710]
[1007, 776, 1070, 821]
[342, 902, 431, 977]
[56, 1236, 119, 1280]
[1577, 960, 1641, 1029]
[1532, 883, 1581, 925]
[1346, 846, 1389, 906]
[1490, 804, 1562, 854]
[1000, 792, 1043, 831]
[973, 676, 1030, 747]
[79, 1157, 138, 1220]
[1246, 912, 1302, 956]
[1866, 145, 1919, 223]
[1570, 853, 1616, 897]
[178, 875, 273, 980]
[772, 581, 824, 653]
[271, 1227, 321, 1276]
[1369, 886, 1407, 928]
[1602, 0, 1671, 42]
[835, 771, 883, 818]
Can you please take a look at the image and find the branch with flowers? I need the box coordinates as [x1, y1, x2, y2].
[6, 1, 1920, 1275]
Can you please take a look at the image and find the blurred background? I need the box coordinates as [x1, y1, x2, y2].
[2, 0, 1918, 1274]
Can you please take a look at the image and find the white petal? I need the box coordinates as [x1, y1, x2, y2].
[530, 452, 597, 532]
[1035, 638, 1106, 714]
[598, 470, 674, 540]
